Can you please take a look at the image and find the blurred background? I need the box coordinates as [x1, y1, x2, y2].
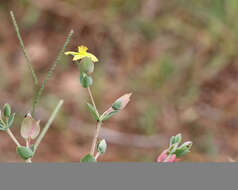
[0, 0, 238, 162]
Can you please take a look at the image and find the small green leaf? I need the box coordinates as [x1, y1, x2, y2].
[80, 154, 97, 162]
[174, 141, 192, 158]
[174, 148, 190, 158]
[112, 101, 122, 110]
[7, 113, 15, 128]
[0, 124, 6, 131]
[87, 103, 100, 121]
[3, 104, 11, 118]
[101, 110, 119, 121]
[174, 133, 182, 144]
[16, 146, 34, 160]
[168, 142, 179, 154]
[97, 139, 107, 155]
[169, 136, 176, 146]
[79, 72, 93, 88]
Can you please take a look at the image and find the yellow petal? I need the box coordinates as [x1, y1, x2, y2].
[73, 54, 84, 61]
[64, 51, 79, 55]
[86, 53, 99, 62]
[78, 46, 88, 53]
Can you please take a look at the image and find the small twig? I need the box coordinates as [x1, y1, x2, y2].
[90, 121, 102, 155]
[34, 100, 64, 153]
[10, 11, 38, 85]
[95, 152, 100, 160]
[6, 129, 21, 147]
[87, 87, 99, 115]
[31, 30, 74, 116]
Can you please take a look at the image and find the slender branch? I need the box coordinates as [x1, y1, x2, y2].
[95, 152, 100, 160]
[34, 100, 64, 153]
[25, 138, 32, 163]
[87, 87, 99, 115]
[6, 129, 21, 147]
[87, 86, 101, 155]
[90, 121, 102, 155]
[10, 11, 38, 85]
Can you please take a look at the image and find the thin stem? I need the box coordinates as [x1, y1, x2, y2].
[32, 30, 74, 116]
[6, 129, 21, 147]
[10, 11, 38, 85]
[95, 152, 100, 160]
[25, 138, 32, 163]
[34, 100, 64, 153]
[90, 121, 102, 155]
[87, 87, 98, 115]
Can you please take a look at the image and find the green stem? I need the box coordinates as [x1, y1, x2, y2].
[90, 121, 102, 156]
[10, 11, 38, 86]
[34, 100, 64, 153]
[87, 87, 99, 115]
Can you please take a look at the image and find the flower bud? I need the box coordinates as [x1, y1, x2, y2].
[79, 72, 93, 88]
[78, 57, 94, 74]
[20, 113, 40, 140]
[112, 93, 132, 110]
[97, 139, 107, 155]
[157, 149, 178, 163]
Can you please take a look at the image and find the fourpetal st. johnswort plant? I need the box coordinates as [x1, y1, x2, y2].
[1, 11, 192, 162]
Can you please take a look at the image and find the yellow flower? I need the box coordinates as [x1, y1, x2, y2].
[65, 45, 98, 62]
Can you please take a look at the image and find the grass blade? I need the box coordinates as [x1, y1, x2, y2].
[32, 30, 74, 115]
[10, 11, 38, 85]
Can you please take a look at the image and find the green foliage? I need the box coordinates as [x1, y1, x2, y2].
[101, 110, 119, 121]
[3, 104, 11, 118]
[0, 104, 15, 130]
[112, 101, 122, 110]
[7, 113, 15, 128]
[79, 72, 93, 88]
[87, 103, 100, 121]
[16, 146, 34, 160]
[80, 154, 97, 162]
[167, 134, 192, 158]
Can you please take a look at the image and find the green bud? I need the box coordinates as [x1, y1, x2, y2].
[168, 142, 179, 154]
[80, 154, 97, 162]
[3, 104, 11, 118]
[79, 72, 93, 88]
[78, 57, 94, 74]
[16, 146, 34, 160]
[97, 139, 107, 155]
